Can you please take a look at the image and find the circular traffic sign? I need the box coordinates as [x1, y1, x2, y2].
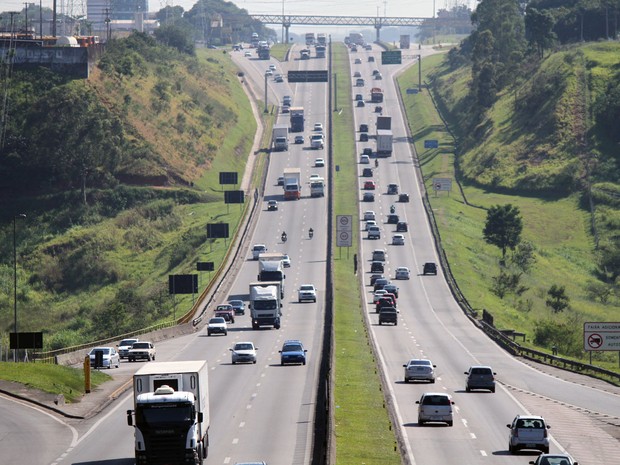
[339, 231, 350, 241]
[434, 183, 442, 190]
[587, 333, 603, 349]
[339, 216, 350, 227]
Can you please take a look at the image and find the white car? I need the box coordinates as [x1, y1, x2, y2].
[404, 359, 436, 383]
[392, 234, 405, 245]
[417, 392, 454, 426]
[281, 254, 291, 268]
[313, 122, 324, 132]
[207, 317, 228, 336]
[309, 173, 321, 181]
[365, 220, 377, 231]
[310, 133, 325, 149]
[230, 342, 257, 364]
[244, 51, 252, 57]
[298, 284, 317, 302]
[269, 64, 276, 71]
[315, 158, 325, 167]
[117, 338, 139, 359]
[360, 154, 370, 164]
[265, 69, 273, 76]
[364, 210, 376, 221]
[88, 347, 120, 369]
[395, 266, 410, 280]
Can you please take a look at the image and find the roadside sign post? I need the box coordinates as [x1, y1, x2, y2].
[336, 215, 353, 258]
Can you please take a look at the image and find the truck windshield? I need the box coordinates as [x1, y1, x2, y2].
[260, 271, 283, 280]
[137, 404, 194, 426]
[254, 300, 277, 310]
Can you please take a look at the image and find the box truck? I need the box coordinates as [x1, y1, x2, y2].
[283, 167, 302, 200]
[272, 124, 289, 151]
[249, 282, 282, 329]
[289, 107, 305, 132]
[127, 360, 209, 465]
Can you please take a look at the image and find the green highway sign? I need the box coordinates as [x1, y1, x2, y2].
[288, 70, 329, 83]
[381, 50, 402, 65]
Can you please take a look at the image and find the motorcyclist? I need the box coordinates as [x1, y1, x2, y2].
[281, 231, 287, 242]
[390, 204, 395, 214]
[374, 159, 379, 168]
[309, 228, 314, 239]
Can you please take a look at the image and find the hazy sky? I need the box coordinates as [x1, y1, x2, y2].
[4, 0, 476, 18]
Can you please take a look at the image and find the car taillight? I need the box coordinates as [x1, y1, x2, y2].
[543, 428, 548, 438]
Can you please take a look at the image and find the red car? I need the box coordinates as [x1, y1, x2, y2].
[214, 304, 235, 323]
[364, 180, 376, 190]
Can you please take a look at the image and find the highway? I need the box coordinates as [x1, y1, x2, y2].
[0, 42, 617, 465]
[349, 44, 620, 465]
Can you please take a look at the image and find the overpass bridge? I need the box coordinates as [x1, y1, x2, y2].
[248, 14, 470, 43]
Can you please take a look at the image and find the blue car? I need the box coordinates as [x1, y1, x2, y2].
[279, 340, 307, 366]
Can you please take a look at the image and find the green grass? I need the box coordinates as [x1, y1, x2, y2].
[397, 52, 620, 373]
[269, 44, 291, 62]
[0, 362, 110, 403]
[331, 43, 401, 465]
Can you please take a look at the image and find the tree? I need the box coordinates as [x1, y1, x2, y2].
[483, 204, 523, 259]
[546, 284, 570, 313]
[511, 241, 536, 273]
[525, 7, 556, 59]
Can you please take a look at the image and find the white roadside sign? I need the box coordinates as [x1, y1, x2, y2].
[583, 322, 620, 351]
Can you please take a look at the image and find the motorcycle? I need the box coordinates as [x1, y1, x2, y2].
[390, 205, 396, 214]
[309, 228, 314, 239]
[281, 232, 287, 243]
[374, 159, 379, 168]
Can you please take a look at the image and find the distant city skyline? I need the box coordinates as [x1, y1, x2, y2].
[3, 0, 477, 18]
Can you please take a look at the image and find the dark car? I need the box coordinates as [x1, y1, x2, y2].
[368, 56, 375, 62]
[383, 283, 399, 298]
[387, 214, 399, 224]
[465, 365, 496, 392]
[369, 274, 384, 286]
[357, 100, 366, 107]
[387, 183, 399, 195]
[267, 200, 278, 211]
[378, 307, 398, 325]
[373, 277, 390, 292]
[360, 133, 369, 142]
[396, 222, 408, 232]
[362, 168, 373, 177]
[355, 93, 364, 101]
[376, 297, 395, 313]
[228, 299, 246, 315]
[363, 192, 375, 202]
[359, 124, 369, 132]
[362, 147, 373, 156]
[423, 262, 438, 275]
[279, 340, 307, 365]
[370, 261, 384, 273]
[399, 193, 410, 202]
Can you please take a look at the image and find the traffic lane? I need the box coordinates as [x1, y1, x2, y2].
[0, 395, 77, 465]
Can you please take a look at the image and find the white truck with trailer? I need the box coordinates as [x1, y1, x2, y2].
[249, 282, 282, 329]
[272, 123, 289, 151]
[127, 360, 209, 465]
[376, 116, 393, 157]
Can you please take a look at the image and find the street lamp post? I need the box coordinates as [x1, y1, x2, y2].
[13, 213, 26, 362]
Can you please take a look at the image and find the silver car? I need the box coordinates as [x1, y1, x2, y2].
[507, 415, 550, 453]
[230, 342, 257, 364]
[417, 392, 454, 426]
[404, 359, 436, 383]
[88, 347, 120, 369]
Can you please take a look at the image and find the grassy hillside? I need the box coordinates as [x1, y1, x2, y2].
[0, 37, 257, 352]
[398, 44, 620, 371]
